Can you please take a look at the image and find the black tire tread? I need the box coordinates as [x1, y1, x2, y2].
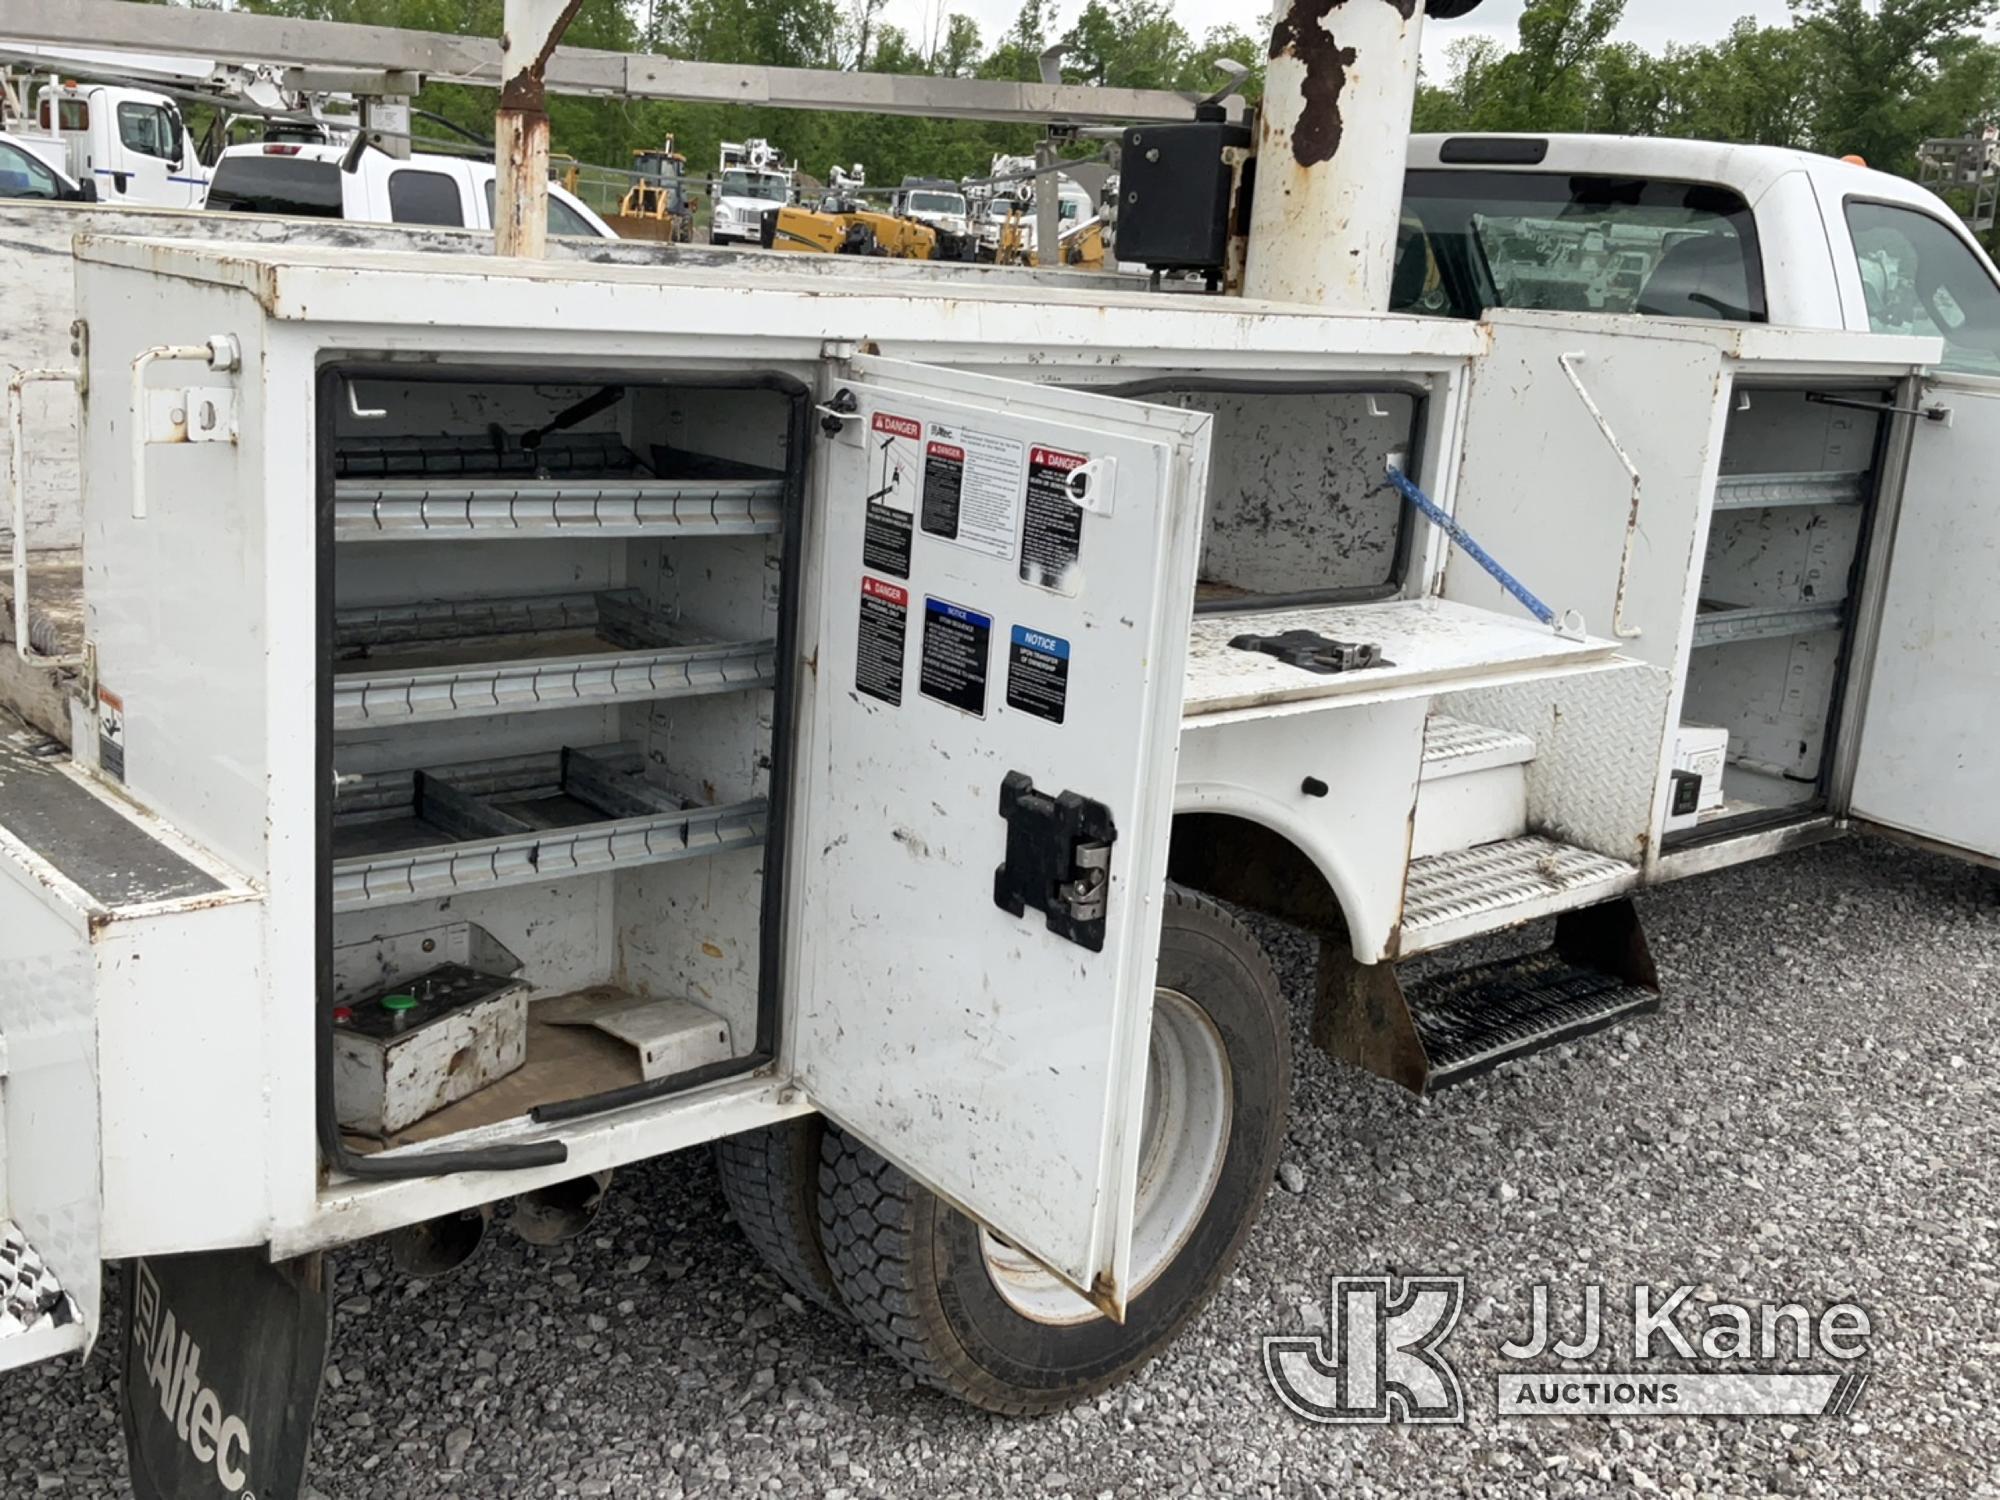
[818, 884, 1286, 1413]
[714, 1119, 842, 1314]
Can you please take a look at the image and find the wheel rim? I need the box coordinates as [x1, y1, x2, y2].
[978, 987, 1233, 1326]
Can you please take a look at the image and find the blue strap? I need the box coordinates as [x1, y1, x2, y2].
[1381, 466, 1557, 629]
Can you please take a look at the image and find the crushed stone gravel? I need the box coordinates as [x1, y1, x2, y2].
[3, 838, 1995, 1498]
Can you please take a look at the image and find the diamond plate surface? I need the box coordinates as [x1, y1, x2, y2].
[1422, 714, 1537, 773]
[1403, 836, 1634, 936]
[1450, 663, 1670, 861]
[1407, 948, 1658, 1085]
[0, 1219, 79, 1341]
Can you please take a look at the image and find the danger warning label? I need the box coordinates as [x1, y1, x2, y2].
[919, 596, 992, 717]
[856, 576, 908, 706]
[1005, 626, 1070, 724]
[862, 411, 923, 577]
[1020, 446, 1087, 594]
[920, 423, 1025, 561]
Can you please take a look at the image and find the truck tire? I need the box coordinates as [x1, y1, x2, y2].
[817, 884, 1289, 1414]
[1425, 0, 1487, 17]
[714, 1119, 842, 1314]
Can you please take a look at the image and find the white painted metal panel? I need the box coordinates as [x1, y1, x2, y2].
[0, 835, 99, 1365]
[789, 356, 1207, 1311]
[1849, 378, 2000, 864]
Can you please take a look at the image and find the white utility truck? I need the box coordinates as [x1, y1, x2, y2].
[3, 8, 1999, 1500]
[2, 75, 207, 208]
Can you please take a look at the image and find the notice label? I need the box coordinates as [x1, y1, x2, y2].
[919, 596, 992, 717]
[862, 410, 924, 577]
[856, 577, 909, 706]
[98, 686, 126, 783]
[1020, 446, 1087, 594]
[1005, 626, 1070, 725]
[920, 423, 1025, 561]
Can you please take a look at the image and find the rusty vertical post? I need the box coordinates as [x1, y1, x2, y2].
[496, 0, 584, 259]
[1244, 0, 1428, 310]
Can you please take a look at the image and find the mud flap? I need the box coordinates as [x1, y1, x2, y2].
[121, 1249, 331, 1500]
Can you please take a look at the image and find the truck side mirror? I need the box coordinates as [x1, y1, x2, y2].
[76, 178, 99, 203]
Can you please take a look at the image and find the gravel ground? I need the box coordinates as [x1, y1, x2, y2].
[5, 837, 1996, 1499]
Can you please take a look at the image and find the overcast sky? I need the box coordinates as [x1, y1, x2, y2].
[875, 0, 1798, 73]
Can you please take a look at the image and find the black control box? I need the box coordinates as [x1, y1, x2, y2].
[1116, 115, 1252, 272]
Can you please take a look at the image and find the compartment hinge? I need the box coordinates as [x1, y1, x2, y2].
[993, 771, 1117, 952]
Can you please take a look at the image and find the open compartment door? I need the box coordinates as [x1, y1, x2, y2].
[1849, 375, 2000, 865]
[788, 354, 1209, 1315]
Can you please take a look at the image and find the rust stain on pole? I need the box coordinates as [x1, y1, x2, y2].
[1267, 0, 1418, 168]
[496, 0, 587, 258]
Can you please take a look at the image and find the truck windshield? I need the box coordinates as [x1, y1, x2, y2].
[720, 170, 786, 201]
[909, 192, 963, 215]
[1396, 171, 1766, 324]
[205, 155, 343, 218]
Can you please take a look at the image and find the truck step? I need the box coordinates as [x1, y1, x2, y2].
[1401, 835, 1636, 954]
[1404, 948, 1658, 1089]
[1412, 716, 1536, 859]
[0, 1219, 82, 1368]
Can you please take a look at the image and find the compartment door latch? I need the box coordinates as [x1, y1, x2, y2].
[993, 771, 1117, 953]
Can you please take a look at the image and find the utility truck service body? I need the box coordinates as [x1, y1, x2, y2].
[1, 26, 1999, 1500]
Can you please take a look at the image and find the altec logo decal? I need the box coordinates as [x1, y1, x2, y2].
[871, 412, 922, 439]
[133, 1260, 255, 1494]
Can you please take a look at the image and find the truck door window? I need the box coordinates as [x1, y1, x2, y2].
[0, 141, 61, 200]
[1397, 171, 1766, 323]
[481, 180, 599, 237]
[1844, 200, 2000, 375]
[116, 101, 178, 160]
[388, 168, 465, 227]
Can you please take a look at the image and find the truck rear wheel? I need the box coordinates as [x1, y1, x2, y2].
[714, 1118, 842, 1313]
[817, 884, 1289, 1413]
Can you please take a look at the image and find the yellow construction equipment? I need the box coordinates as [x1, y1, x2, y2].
[604, 137, 696, 243]
[759, 189, 939, 259]
[995, 208, 1107, 269]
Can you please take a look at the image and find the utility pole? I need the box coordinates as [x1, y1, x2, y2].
[496, 0, 585, 259]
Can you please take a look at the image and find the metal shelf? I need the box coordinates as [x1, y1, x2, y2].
[1693, 601, 1844, 648]
[332, 590, 773, 727]
[334, 476, 784, 540]
[332, 797, 766, 911]
[1712, 471, 1867, 511]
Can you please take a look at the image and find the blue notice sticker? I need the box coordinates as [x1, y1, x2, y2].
[1005, 624, 1071, 724]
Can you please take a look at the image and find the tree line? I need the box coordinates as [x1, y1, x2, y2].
[136, 0, 2000, 210]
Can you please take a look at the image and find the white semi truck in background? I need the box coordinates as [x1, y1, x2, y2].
[2, 2, 1998, 1497]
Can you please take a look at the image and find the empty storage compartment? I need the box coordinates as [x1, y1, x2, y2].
[1672, 386, 1884, 836]
[321, 368, 802, 1151]
[1101, 381, 1423, 608]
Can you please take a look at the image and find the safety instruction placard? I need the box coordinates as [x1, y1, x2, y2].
[863, 411, 922, 577]
[919, 596, 992, 717]
[1005, 626, 1070, 724]
[856, 576, 908, 706]
[920, 423, 1025, 561]
[98, 686, 126, 783]
[1020, 446, 1087, 594]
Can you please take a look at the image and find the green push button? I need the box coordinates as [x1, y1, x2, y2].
[380, 993, 418, 1013]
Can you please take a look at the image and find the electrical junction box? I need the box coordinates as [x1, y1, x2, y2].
[330, 924, 529, 1137]
[1116, 116, 1251, 271]
[1664, 723, 1729, 831]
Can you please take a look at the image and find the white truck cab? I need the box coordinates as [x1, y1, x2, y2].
[1401, 133, 2000, 373]
[11, 78, 205, 208]
[203, 141, 615, 238]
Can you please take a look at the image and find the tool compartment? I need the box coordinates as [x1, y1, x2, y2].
[324, 368, 802, 1148]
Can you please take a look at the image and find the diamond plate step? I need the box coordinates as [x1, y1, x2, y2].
[1405, 949, 1658, 1089]
[1422, 715, 1537, 778]
[1401, 836, 1636, 953]
[0, 1219, 81, 1354]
